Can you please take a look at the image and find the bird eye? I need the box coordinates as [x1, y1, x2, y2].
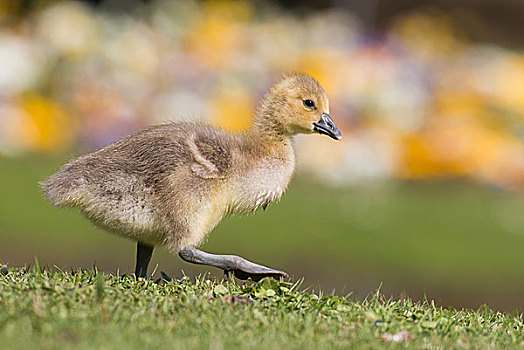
[303, 99, 316, 109]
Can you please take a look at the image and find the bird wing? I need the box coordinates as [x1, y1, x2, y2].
[187, 132, 231, 179]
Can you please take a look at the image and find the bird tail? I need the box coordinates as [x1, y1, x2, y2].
[40, 166, 87, 207]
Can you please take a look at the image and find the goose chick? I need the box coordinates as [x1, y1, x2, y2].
[40, 73, 341, 281]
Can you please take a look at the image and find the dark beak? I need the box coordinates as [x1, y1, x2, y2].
[313, 113, 342, 140]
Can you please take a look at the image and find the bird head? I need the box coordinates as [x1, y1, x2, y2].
[255, 73, 341, 141]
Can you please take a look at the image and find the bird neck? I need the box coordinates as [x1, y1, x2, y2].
[250, 118, 288, 143]
[247, 111, 293, 159]
[250, 95, 290, 144]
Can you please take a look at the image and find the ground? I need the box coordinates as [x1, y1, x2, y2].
[0, 268, 523, 350]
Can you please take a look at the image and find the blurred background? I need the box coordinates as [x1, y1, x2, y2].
[1, 0, 524, 311]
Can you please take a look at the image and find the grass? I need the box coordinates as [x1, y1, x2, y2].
[0, 267, 523, 350]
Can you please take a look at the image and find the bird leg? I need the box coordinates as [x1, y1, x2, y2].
[178, 246, 288, 282]
[135, 242, 154, 278]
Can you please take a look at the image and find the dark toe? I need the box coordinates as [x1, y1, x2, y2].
[232, 269, 288, 281]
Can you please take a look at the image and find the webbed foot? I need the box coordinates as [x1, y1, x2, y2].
[179, 246, 288, 281]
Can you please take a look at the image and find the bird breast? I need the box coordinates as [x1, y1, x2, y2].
[228, 157, 294, 214]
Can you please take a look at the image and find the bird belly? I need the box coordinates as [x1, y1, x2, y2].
[78, 183, 166, 246]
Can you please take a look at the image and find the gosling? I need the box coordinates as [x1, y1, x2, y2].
[40, 73, 341, 281]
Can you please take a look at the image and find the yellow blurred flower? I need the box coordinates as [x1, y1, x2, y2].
[495, 55, 524, 111]
[16, 94, 73, 152]
[297, 49, 348, 96]
[185, 0, 253, 68]
[399, 131, 466, 179]
[211, 87, 254, 131]
[399, 103, 524, 189]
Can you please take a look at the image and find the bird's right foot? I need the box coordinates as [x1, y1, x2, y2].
[179, 246, 288, 282]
